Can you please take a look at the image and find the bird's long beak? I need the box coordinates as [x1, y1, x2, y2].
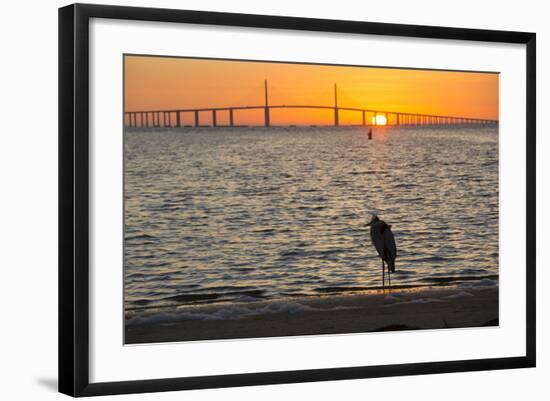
[366, 222, 372, 226]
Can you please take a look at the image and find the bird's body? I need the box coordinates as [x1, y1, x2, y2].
[367, 215, 397, 288]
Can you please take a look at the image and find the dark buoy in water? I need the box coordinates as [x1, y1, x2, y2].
[368, 128, 373, 140]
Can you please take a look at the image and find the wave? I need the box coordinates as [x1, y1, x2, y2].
[125, 233, 158, 241]
[349, 170, 387, 175]
[126, 301, 356, 326]
[419, 274, 498, 284]
[315, 284, 420, 293]
[127, 288, 267, 310]
[251, 228, 276, 233]
[313, 274, 498, 295]
[384, 298, 443, 307]
[413, 256, 453, 263]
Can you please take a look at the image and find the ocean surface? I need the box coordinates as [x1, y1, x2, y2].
[124, 126, 498, 321]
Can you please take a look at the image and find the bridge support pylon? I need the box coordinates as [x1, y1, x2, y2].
[264, 80, 270, 127]
[334, 84, 339, 127]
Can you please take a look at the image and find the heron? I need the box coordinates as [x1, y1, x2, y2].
[366, 214, 397, 289]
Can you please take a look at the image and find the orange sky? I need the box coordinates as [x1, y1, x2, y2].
[124, 55, 499, 126]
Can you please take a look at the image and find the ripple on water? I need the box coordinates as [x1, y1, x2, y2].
[124, 127, 499, 308]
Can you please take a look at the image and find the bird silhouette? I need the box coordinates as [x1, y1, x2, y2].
[366, 214, 397, 289]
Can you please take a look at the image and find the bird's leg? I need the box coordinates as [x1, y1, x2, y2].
[388, 268, 391, 288]
[382, 260, 385, 291]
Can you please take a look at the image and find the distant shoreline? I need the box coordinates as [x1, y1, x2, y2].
[125, 285, 498, 344]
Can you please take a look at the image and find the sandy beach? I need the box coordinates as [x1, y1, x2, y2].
[125, 285, 498, 344]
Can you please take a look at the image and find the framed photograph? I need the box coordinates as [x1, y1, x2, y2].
[59, 3, 536, 397]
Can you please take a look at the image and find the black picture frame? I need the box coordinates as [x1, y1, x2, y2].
[59, 3, 536, 397]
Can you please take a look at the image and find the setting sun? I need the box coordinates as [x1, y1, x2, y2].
[372, 114, 387, 125]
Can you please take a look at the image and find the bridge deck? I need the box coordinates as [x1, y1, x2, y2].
[124, 104, 497, 128]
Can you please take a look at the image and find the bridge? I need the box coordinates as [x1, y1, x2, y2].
[124, 81, 498, 129]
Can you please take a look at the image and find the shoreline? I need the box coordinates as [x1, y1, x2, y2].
[125, 285, 498, 344]
[125, 274, 499, 313]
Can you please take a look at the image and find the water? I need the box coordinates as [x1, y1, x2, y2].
[124, 126, 498, 316]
